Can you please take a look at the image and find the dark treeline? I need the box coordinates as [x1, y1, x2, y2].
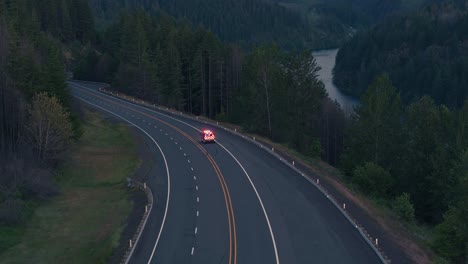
[1, 0, 94, 43]
[0, 0, 87, 225]
[342, 75, 468, 263]
[312, 0, 441, 23]
[273, 0, 408, 27]
[89, 0, 313, 50]
[89, 0, 356, 50]
[75, 10, 346, 164]
[334, 0, 468, 107]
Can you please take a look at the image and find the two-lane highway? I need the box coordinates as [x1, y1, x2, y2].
[70, 81, 382, 264]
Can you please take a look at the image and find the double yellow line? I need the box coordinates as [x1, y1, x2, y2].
[74, 86, 237, 264]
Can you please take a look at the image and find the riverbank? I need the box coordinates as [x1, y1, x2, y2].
[0, 109, 139, 263]
[313, 49, 358, 113]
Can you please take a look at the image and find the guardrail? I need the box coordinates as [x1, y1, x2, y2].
[70, 80, 390, 263]
[121, 179, 153, 264]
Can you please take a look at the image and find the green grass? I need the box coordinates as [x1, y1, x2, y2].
[0, 110, 139, 264]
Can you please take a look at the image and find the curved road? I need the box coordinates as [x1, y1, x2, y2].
[69, 81, 382, 264]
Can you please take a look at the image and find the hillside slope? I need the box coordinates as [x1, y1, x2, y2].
[89, 0, 354, 49]
[334, 0, 468, 107]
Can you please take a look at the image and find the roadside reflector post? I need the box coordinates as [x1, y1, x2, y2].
[272, 147, 274, 152]
[253, 137, 255, 141]
[129, 239, 132, 248]
[317, 179, 319, 184]
[375, 238, 378, 246]
[145, 205, 148, 213]
[217, 122, 219, 125]
[343, 203, 346, 209]
[143, 182, 146, 189]
[292, 161, 295, 166]
[234, 128, 237, 132]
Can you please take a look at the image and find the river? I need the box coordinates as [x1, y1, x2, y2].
[312, 49, 358, 113]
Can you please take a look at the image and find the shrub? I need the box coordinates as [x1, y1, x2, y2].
[392, 193, 415, 223]
[352, 162, 393, 197]
[432, 207, 467, 263]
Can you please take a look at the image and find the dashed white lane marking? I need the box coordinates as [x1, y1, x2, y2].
[175, 142, 178, 145]
[194, 227, 198, 234]
[180, 147, 182, 150]
[71, 94, 171, 264]
[143, 120, 146, 122]
[195, 185, 198, 191]
[191, 167, 194, 171]
[188, 160, 190, 163]
[184, 153, 187, 156]
[160, 129, 162, 132]
[165, 133, 168, 136]
[197, 211, 199, 217]
[196, 197, 199, 202]
[191, 247, 195, 255]
[193, 176, 197, 180]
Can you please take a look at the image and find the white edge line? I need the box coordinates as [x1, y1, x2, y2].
[70, 81, 280, 264]
[216, 142, 280, 263]
[70, 81, 386, 264]
[94, 86, 386, 263]
[71, 90, 171, 264]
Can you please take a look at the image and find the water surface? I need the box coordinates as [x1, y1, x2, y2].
[313, 49, 358, 113]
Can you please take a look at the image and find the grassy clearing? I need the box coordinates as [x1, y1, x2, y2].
[0, 110, 138, 264]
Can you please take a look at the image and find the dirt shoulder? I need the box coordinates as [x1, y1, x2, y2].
[100, 87, 435, 263]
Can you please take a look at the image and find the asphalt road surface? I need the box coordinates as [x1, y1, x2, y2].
[69, 81, 382, 264]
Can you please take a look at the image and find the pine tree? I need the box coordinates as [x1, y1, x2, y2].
[38, 42, 68, 107]
[341, 74, 403, 175]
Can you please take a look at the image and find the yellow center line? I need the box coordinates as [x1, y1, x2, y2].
[74, 86, 237, 264]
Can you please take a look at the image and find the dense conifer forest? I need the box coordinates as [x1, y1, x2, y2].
[334, 0, 468, 107]
[0, 0, 466, 262]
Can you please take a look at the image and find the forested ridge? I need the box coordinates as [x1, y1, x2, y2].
[334, 0, 468, 107]
[0, 0, 467, 262]
[89, 0, 357, 50]
[333, 2, 468, 255]
[88, 0, 446, 51]
[273, 0, 426, 26]
[341, 74, 467, 263]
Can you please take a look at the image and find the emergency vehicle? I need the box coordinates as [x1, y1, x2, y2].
[201, 129, 215, 143]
